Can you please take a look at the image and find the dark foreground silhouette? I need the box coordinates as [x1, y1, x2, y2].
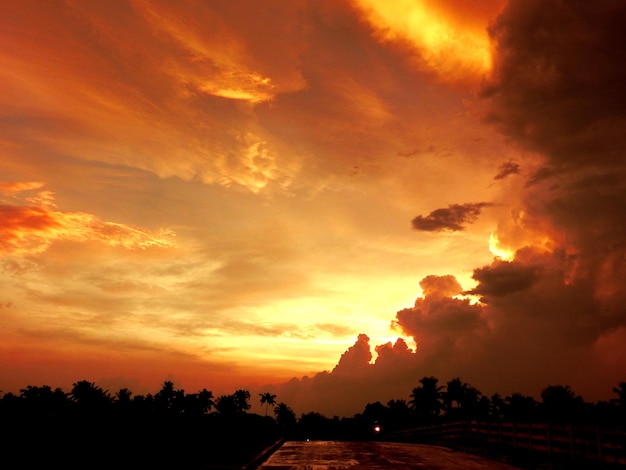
[3, 412, 281, 469]
[1, 378, 625, 468]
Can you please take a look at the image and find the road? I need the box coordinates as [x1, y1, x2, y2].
[257, 440, 521, 469]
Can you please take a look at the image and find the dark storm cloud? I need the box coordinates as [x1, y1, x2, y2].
[494, 161, 520, 180]
[411, 202, 492, 232]
[269, 0, 626, 414]
[394, 276, 487, 359]
[482, 0, 626, 168]
[481, 0, 626, 314]
[373, 338, 415, 368]
[468, 259, 542, 299]
[524, 166, 562, 187]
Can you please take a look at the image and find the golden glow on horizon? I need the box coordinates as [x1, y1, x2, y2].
[352, 0, 495, 84]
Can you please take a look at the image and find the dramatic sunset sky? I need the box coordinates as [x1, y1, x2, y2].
[2, 0, 625, 417]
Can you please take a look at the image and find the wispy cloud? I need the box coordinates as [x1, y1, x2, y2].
[0, 183, 176, 255]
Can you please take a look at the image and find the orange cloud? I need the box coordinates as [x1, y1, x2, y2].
[0, 183, 176, 255]
[0, 1, 306, 194]
[351, 0, 505, 85]
[131, 0, 274, 103]
[0, 181, 46, 194]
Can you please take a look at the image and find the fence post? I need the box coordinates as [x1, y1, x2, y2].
[569, 424, 575, 463]
[512, 422, 517, 448]
[596, 426, 603, 466]
[547, 422, 552, 458]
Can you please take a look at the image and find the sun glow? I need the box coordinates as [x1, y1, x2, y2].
[352, 0, 495, 84]
[489, 232, 514, 261]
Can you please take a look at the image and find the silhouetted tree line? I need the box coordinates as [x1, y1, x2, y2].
[0, 380, 296, 421]
[0, 380, 293, 469]
[294, 378, 626, 441]
[1, 377, 625, 466]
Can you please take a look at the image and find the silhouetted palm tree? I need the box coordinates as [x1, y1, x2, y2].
[387, 399, 411, 428]
[409, 376, 443, 420]
[274, 402, 296, 427]
[215, 394, 240, 415]
[612, 382, 626, 409]
[361, 401, 389, 425]
[504, 392, 537, 422]
[113, 388, 132, 414]
[444, 377, 466, 411]
[155, 380, 175, 413]
[540, 384, 584, 422]
[181, 388, 214, 415]
[387, 399, 410, 416]
[233, 389, 251, 413]
[197, 388, 215, 414]
[115, 388, 132, 404]
[70, 380, 111, 413]
[490, 393, 505, 420]
[20, 385, 67, 416]
[154, 380, 188, 414]
[259, 392, 277, 417]
[443, 378, 483, 419]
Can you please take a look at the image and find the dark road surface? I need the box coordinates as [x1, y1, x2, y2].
[257, 440, 521, 469]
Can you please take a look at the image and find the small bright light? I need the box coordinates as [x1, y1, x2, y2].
[373, 425, 381, 433]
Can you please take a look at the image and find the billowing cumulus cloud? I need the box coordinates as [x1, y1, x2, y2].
[271, 1, 626, 415]
[332, 333, 373, 376]
[394, 275, 487, 363]
[468, 258, 542, 299]
[411, 202, 492, 232]
[480, 0, 626, 333]
[269, 334, 422, 417]
[418, 274, 462, 298]
[389, 0, 626, 401]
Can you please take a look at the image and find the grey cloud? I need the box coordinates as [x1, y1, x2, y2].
[524, 165, 563, 187]
[411, 202, 492, 232]
[482, 0, 626, 168]
[480, 0, 626, 339]
[494, 161, 520, 180]
[468, 259, 543, 299]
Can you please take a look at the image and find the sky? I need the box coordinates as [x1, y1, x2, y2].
[1, 0, 625, 417]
